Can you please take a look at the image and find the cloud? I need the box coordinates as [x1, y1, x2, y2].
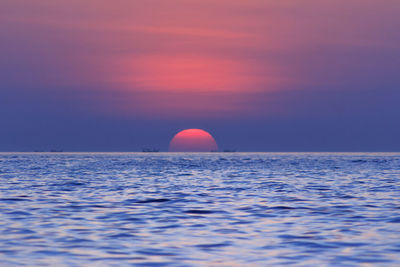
[0, 0, 399, 121]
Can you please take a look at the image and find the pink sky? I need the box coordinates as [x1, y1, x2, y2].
[1, 0, 399, 117]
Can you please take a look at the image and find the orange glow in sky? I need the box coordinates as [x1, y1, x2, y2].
[122, 55, 261, 93]
[2, 0, 398, 118]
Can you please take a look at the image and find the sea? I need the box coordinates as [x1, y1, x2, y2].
[0, 152, 399, 266]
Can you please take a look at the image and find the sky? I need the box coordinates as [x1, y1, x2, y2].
[1, 0, 399, 152]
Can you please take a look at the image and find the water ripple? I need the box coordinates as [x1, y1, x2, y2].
[0, 152, 399, 266]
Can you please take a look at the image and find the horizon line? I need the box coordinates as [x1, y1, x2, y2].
[0, 151, 399, 154]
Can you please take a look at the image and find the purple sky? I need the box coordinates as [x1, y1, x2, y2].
[1, 0, 399, 151]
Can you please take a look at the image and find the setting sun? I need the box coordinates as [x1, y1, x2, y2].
[169, 129, 218, 152]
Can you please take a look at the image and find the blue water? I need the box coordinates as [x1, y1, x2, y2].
[0, 153, 399, 266]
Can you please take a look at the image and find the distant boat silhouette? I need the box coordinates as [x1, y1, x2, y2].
[142, 148, 160, 152]
[223, 149, 236, 152]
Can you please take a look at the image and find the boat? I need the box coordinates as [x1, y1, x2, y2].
[142, 148, 160, 152]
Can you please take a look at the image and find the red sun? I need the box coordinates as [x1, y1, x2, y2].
[169, 129, 218, 152]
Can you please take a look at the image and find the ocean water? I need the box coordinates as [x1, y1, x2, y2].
[0, 153, 399, 266]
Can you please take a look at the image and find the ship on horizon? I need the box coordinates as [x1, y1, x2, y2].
[142, 148, 160, 152]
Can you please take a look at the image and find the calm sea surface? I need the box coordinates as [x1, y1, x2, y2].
[0, 153, 399, 266]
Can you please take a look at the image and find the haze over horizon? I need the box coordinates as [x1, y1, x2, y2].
[1, 0, 399, 152]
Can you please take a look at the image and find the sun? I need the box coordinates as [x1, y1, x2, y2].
[169, 129, 218, 152]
